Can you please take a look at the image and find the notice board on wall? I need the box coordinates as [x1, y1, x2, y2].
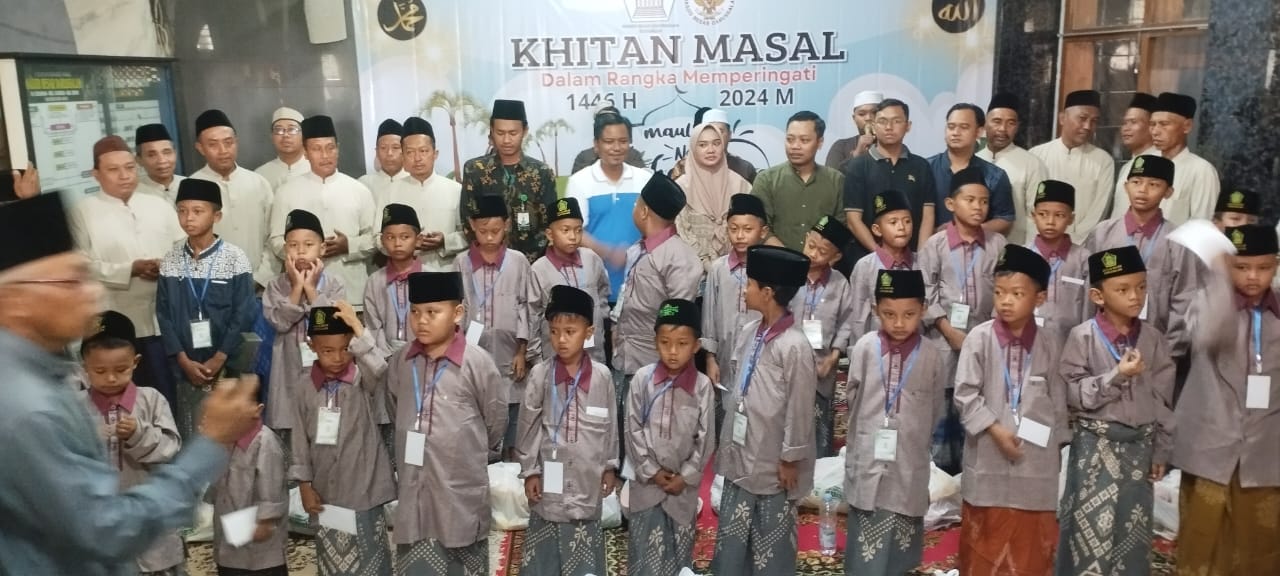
[1, 56, 180, 197]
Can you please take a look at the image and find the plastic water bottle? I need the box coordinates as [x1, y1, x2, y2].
[819, 491, 837, 556]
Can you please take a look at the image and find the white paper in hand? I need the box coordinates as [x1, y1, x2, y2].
[318, 505, 358, 535]
[1169, 218, 1237, 265]
[220, 506, 259, 547]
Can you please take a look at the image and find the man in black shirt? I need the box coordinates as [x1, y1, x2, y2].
[841, 99, 937, 263]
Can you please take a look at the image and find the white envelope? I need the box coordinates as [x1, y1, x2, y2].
[318, 504, 358, 535]
[219, 506, 259, 547]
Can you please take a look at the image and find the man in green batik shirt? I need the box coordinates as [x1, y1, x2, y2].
[459, 99, 558, 262]
[752, 110, 846, 251]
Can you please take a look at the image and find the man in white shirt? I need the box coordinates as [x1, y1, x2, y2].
[1111, 93, 1219, 225]
[70, 135, 184, 399]
[1029, 89, 1115, 241]
[359, 118, 409, 208]
[189, 109, 277, 287]
[977, 92, 1049, 244]
[565, 113, 654, 299]
[381, 116, 465, 272]
[1109, 93, 1159, 218]
[133, 123, 184, 205]
[254, 107, 310, 190]
[269, 115, 377, 308]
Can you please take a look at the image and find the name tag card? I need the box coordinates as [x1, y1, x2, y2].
[191, 320, 213, 349]
[1247, 375, 1271, 409]
[466, 321, 484, 345]
[620, 458, 635, 481]
[1061, 276, 1086, 286]
[802, 320, 824, 349]
[1139, 295, 1149, 320]
[405, 431, 426, 467]
[1016, 417, 1052, 448]
[300, 346, 319, 367]
[516, 212, 532, 230]
[948, 303, 970, 331]
[732, 409, 748, 445]
[316, 407, 341, 446]
[874, 429, 898, 461]
[543, 461, 565, 494]
[585, 406, 609, 419]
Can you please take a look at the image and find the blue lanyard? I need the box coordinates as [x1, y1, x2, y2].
[878, 340, 920, 424]
[731, 266, 747, 311]
[1129, 222, 1165, 264]
[185, 239, 223, 318]
[804, 281, 826, 318]
[641, 377, 675, 426]
[470, 254, 509, 312]
[623, 244, 648, 285]
[1029, 243, 1066, 282]
[411, 358, 449, 432]
[550, 362, 586, 449]
[1001, 345, 1031, 420]
[737, 327, 770, 397]
[1090, 319, 1126, 362]
[1252, 308, 1263, 373]
[323, 380, 342, 408]
[387, 281, 409, 336]
[949, 244, 983, 294]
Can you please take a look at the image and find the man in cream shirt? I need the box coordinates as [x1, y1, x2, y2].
[189, 109, 277, 287]
[978, 92, 1049, 244]
[269, 115, 378, 308]
[1108, 93, 1159, 219]
[1029, 89, 1116, 241]
[359, 118, 410, 208]
[381, 116, 466, 271]
[254, 106, 311, 190]
[132, 123, 185, 205]
[1110, 92, 1219, 225]
[70, 135, 184, 398]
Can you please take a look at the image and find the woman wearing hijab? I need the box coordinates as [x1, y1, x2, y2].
[675, 122, 752, 270]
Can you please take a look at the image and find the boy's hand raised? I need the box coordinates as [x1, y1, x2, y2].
[333, 300, 364, 337]
[1117, 348, 1145, 377]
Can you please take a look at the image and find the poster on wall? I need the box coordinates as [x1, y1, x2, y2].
[353, 0, 995, 181]
[21, 60, 179, 197]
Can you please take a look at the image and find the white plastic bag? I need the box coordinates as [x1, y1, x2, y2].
[924, 465, 962, 530]
[711, 475, 725, 514]
[488, 462, 531, 530]
[800, 454, 848, 511]
[601, 492, 622, 529]
[1153, 469, 1181, 540]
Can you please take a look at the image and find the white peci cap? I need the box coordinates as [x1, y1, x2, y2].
[702, 108, 730, 125]
[271, 107, 304, 126]
[852, 90, 884, 109]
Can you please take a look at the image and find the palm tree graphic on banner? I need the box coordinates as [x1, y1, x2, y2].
[422, 90, 484, 178]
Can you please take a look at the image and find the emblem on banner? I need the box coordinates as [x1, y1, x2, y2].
[686, 0, 734, 24]
[378, 0, 427, 40]
[624, 0, 677, 23]
[932, 0, 984, 33]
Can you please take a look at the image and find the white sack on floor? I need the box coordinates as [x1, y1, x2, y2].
[1153, 469, 1181, 540]
[799, 449, 848, 512]
[489, 462, 530, 530]
[924, 464, 962, 530]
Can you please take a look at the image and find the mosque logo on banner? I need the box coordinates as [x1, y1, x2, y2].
[624, 0, 678, 23]
[378, 0, 427, 40]
[932, 0, 984, 33]
[686, 0, 734, 25]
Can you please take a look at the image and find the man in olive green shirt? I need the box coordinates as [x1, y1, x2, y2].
[752, 111, 846, 251]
